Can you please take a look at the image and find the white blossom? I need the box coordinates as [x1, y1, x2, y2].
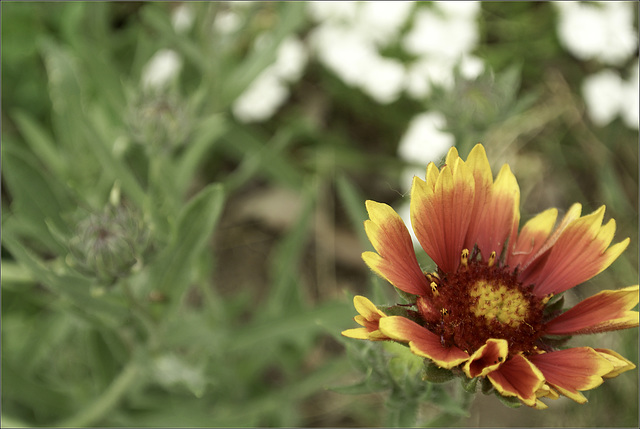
[434, 1, 481, 19]
[403, 7, 479, 60]
[213, 10, 241, 34]
[582, 66, 639, 129]
[231, 36, 308, 122]
[405, 59, 455, 99]
[359, 56, 406, 104]
[310, 25, 378, 86]
[555, 1, 637, 66]
[398, 112, 454, 189]
[405, 55, 485, 100]
[356, 1, 415, 46]
[272, 37, 308, 83]
[232, 67, 289, 123]
[141, 49, 182, 90]
[307, 1, 359, 23]
[582, 70, 623, 127]
[308, 1, 482, 104]
[171, 4, 195, 33]
[459, 55, 485, 80]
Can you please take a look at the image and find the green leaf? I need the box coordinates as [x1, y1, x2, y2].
[2, 141, 72, 253]
[175, 114, 228, 194]
[11, 110, 66, 177]
[222, 124, 301, 193]
[85, 105, 147, 207]
[39, 37, 84, 118]
[218, 123, 306, 190]
[1, 261, 36, 285]
[148, 183, 225, 310]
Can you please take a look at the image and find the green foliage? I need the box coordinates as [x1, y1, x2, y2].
[424, 361, 456, 384]
[2, 2, 638, 427]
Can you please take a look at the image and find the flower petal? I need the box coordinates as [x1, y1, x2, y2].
[341, 327, 376, 340]
[528, 347, 614, 404]
[341, 295, 389, 341]
[507, 208, 558, 269]
[353, 295, 386, 320]
[411, 155, 475, 273]
[594, 348, 637, 379]
[487, 354, 546, 407]
[379, 316, 469, 369]
[544, 286, 639, 335]
[362, 201, 430, 296]
[536, 383, 557, 400]
[463, 338, 509, 378]
[532, 400, 549, 410]
[465, 144, 493, 192]
[461, 144, 493, 250]
[473, 164, 521, 262]
[518, 203, 582, 282]
[444, 145, 462, 168]
[526, 206, 630, 296]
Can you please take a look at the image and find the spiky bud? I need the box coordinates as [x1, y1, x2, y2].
[127, 92, 189, 152]
[68, 203, 151, 283]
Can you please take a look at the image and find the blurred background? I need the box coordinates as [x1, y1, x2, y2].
[2, 1, 638, 427]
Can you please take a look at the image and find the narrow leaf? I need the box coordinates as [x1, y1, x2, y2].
[149, 183, 225, 310]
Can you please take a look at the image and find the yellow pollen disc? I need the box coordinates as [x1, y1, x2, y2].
[469, 280, 529, 327]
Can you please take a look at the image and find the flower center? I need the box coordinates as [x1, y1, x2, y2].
[417, 249, 545, 356]
[469, 280, 529, 327]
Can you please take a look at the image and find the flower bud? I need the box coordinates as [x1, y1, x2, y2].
[68, 203, 151, 283]
[127, 92, 189, 152]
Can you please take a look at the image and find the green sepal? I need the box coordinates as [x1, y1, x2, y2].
[542, 294, 565, 322]
[422, 360, 456, 384]
[481, 376, 494, 395]
[460, 376, 478, 393]
[378, 305, 422, 325]
[538, 334, 572, 349]
[393, 286, 418, 304]
[495, 391, 522, 408]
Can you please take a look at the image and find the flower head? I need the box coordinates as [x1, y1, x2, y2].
[344, 144, 638, 409]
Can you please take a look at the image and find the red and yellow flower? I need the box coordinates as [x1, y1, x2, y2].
[343, 144, 638, 409]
